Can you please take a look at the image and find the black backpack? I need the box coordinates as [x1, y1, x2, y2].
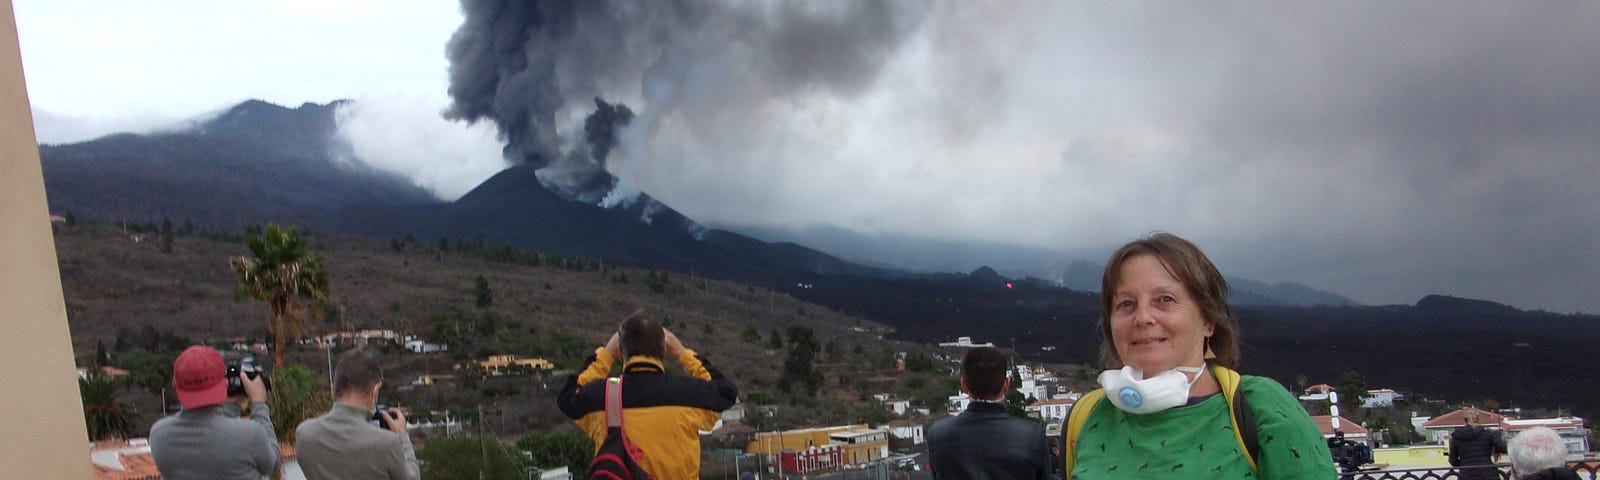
[589, 377, 652, 480]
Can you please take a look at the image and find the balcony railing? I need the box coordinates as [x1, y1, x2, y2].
[1337, 461, 1600, 480]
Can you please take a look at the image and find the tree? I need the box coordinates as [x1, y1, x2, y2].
[741, 324, 762, 344]
[516, 429, 593, 478]
[80, 371, 139, 441]
[768, 328, 784, 350]
[778, 325, 823, 397]
[474, 274, 494, 309]
[267, 364, 333, 443]
[93, 340, 109, 368]
[116, 349, 174, 394]
[420, 435, 522, 480]
[230, 224, 331, 366]
[1335, 370, 1368, 415]
[159, 216, 174, 253]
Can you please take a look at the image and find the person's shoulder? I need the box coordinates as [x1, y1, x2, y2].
[147, 416, 177, 439]
[295, 414, 330, 435]
[1237, 375, 1298, 402]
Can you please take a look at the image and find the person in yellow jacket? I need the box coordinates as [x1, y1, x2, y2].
[557, 311, 739, 479]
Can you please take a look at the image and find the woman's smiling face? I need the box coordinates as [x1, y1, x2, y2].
[1110, 254, 1214, 374]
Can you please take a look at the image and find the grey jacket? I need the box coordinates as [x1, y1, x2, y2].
[149, 402, 279, 480]
[294, 403, 420, 480]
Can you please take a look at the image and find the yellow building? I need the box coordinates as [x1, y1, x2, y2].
[1373, 445, 1451, 468]
[748, 424, 890, 466]
[476, 354, 555, 375]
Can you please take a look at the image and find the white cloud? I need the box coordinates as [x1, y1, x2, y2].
[333, 95, 505, 201]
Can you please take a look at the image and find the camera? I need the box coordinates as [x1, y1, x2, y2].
[225, 357, 272, 397]
[371, 405, 393, 430]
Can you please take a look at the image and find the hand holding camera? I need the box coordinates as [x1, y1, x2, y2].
[226, 357, 271, 403]
[371, 405, 408, 434]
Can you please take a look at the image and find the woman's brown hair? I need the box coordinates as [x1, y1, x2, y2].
[1097, 232, 1239, 370]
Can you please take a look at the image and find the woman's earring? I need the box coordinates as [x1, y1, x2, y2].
[1203, 338, 1217, 360]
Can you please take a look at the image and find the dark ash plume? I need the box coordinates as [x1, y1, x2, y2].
[443, 0, 929, 202]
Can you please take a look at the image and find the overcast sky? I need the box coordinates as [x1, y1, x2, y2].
[15, 1, 1599, 314]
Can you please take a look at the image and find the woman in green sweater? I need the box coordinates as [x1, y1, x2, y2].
[1063, 233, 1336, 479]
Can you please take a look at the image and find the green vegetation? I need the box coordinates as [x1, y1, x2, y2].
[515, 429, 594, 478]
[474, 274, 493, 309]
[419, 435, 523, 480]
[80, 371, 139, 441]
[1335, 370, 1368, 415]
[230, 224, 331, 366]
[779, 325, 823, 397]
[267, 364, 333, 443]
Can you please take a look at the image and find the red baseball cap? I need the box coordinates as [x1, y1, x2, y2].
[172, 346, 227, 408]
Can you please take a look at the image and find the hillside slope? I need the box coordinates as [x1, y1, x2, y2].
[54, 224, 923, 436]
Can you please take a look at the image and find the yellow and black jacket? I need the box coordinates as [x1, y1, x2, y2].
[557, 347, 738, 480]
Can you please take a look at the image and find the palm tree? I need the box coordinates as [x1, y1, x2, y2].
[231, 224, 331, 366]
[80, 371, 139, 442]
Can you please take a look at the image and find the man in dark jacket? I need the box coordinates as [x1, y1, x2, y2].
[927, 346, 1050, 480]
[1509, 426, 1577, 480]
[1449, 409, 1509, 480]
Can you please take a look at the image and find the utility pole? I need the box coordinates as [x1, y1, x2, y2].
[479, 405, 487, 480]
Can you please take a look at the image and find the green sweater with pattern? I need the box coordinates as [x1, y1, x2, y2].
[1069, 375, 1336, 479]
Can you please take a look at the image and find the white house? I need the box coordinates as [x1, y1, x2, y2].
[404, 336, 448, 354]
[886, 419, 925, 445]
[884, 398, 911, 416]
[937, 336, 995, 348]
[1362, 389, 1400, 408]
[947, 392, 971, 414]
[1502, 417, 1589, 453]
[1026, 398, 1076, 423]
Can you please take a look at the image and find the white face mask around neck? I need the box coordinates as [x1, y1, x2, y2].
[1097, 364, 1206, 415]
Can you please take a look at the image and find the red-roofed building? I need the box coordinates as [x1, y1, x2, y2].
[1310, 415, 1371, 445]
[90, 439, 160, 480]
[1419, 407, 1509, 444]
[92, 439, 301, 480]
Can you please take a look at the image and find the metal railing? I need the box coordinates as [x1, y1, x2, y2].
[1337, 461, 1600, 480]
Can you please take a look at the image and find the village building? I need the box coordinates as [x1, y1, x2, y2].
[1501, 417, 1589, 453]
[747, 424, 890, 473]
[885, 419, 925, 447]
[1310, 415, 1372, 446]
[1417, 407, 1508, 444]
[1361, 388, 1402, 408]
[474, 354, 554, 376]
[937, 336, 995, 348]
[1026, 398, 1076, 424]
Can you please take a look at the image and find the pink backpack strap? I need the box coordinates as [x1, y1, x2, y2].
[605, 377, 624, 429]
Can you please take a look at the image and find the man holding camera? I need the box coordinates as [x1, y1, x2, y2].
[557, 310, 740, 479]
[149, 345, 279, 480]
[295, 349, 420, 480]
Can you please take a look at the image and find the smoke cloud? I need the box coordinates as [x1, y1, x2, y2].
[435, 1, 1600, 314]
[443, 0, 930, 201]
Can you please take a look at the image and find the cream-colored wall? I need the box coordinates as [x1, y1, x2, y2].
[1373, 445, 1451, 468]
[0, 0, 94, 476]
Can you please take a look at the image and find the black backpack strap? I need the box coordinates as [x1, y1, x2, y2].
[1234, 388, 1260, 464]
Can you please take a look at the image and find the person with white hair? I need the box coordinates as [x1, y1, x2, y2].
[1508, 427, 1576, 480]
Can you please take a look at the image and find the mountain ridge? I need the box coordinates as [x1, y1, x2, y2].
[38, 98, 1600, 420]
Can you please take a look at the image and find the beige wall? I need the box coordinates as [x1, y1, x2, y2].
[0, 0, 94, 477]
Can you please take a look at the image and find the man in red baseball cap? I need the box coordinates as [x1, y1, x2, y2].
[148, 345, 279, 479]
